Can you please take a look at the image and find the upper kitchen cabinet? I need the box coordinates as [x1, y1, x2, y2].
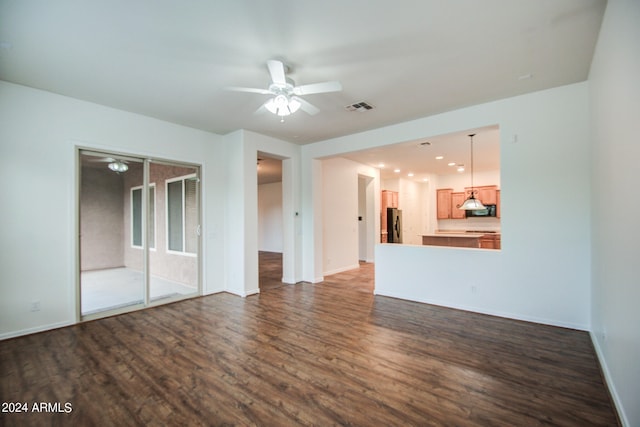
[451, 192, 466, 219]
[437, 189, 452, 219]
[382, 190, 399, 208]
[465, 185, 498, 205]
[438, 185, 501, 220]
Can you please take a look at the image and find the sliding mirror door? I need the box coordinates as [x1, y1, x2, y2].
[79, 150, 200, 318]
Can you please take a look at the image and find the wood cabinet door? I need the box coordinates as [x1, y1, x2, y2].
[464, 186, 498, 204]
[381, 190, 399, 208]
[451, 192, 466, 219]
[437, 189, 452, 219]
[478, 186, 498, 205]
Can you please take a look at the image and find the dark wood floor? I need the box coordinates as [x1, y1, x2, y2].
[259, 251, 287, 291]
[1, 255, 618, 426]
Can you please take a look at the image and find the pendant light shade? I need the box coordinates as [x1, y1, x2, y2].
[459, 195, 485, 210]
[459, 133, 486, 211]
[264, 94, 301, 117]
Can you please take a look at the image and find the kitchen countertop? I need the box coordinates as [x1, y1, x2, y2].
[422, 231, 500, 238]
[422, 232, 487, 238]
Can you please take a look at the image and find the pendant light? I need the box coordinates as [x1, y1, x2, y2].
[459, 133, 486, 210]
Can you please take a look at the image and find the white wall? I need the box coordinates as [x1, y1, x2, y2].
[303, 81, 591, 330]
[224, 130, 301, 294]
[312, 157, 379, 278]
[0, 81, 226, 338]
[589, 1, 640, 425]
[322, 158, 363, 275]
[258, 182, 283, 252]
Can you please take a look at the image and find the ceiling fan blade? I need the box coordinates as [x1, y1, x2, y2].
[293, 81, 342, 96]
[87, 157, 116, 163]
[294, 96, 320, 115]
[267, 60, 287, 85]
[226, 86, 272, 95]
[254, 103, 268, 115]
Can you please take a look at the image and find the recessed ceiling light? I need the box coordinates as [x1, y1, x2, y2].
[394, 169, 400, 173]
[423, 178, 429, 182]
[378, 163, 385, 168]
[448, 162, 456, 167]
[408, 173, 414, 177]
[457, 166, 465, 172]
[435, 156, 444, 160]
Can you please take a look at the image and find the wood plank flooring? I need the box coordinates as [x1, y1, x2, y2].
[1, 257, 619, 426]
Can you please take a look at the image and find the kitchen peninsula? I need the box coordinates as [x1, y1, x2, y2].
[422, 231, 501, 249]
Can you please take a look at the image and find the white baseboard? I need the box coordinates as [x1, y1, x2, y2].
[590, 332, 628, 427]
[323, 263, 361, 277]
[373, 288, 589, 330]
[0, 320, 75, 341]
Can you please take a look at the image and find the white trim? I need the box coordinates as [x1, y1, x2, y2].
[373, 289, 589, 331]
[0, 320, 75, 341]
[165, 173, 197, 255]
[323, 263, 361, 277]
[590, 332, 629, 427]
[130, 183, 156, 250]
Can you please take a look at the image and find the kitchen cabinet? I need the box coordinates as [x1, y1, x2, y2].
[422, 233, 501, 249]
[436, 189, 452, 219]
[451, 192, 466, 219]
[465, 185, 498, 205]
[479, 233, 501, 249]
[422, 234, 481, 248]
[381, 190, 399, 242]
[382, 190, 398, 208]
[438, 185, 500, 220]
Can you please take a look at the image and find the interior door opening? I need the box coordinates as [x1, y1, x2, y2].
[78, 149, 201, 318]
[256, 154, 284, 291]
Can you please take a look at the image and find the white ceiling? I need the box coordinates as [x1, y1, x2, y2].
[0, 0, 606, 147]
[343, 125, 500, 182]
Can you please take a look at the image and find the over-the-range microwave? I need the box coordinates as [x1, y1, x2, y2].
[465, 204, 497, 218]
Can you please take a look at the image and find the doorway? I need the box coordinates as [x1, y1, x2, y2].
[78, 149, 201, 318]
[358, 174, 375, 263]
[256, 154, 284, 291]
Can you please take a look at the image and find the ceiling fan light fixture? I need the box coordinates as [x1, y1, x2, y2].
[108, 160, 128, 173]
[265, 94, 301, 117]
[231, 59, 341, 119]
[288, 97, 301, 114]
[264, 97, 286, 115]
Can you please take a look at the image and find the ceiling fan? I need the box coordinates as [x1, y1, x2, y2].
[86, 156, 130, 173]
[228, 59, 342, 119]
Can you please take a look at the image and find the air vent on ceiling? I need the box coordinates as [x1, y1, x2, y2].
[345, 101, 374, 112]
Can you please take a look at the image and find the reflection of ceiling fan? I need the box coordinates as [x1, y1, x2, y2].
[228, 59, 342, 119]
[88, 156, 129, 173]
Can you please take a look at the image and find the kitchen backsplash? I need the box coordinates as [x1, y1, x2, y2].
[437, 217, 501, 232]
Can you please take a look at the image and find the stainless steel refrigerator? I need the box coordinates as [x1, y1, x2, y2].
[387, 208, 403, 243]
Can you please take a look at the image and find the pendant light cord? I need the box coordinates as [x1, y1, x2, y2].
[469, 133, 476, 196]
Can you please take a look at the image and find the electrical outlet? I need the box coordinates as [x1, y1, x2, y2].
[30, 301, 41, 312]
